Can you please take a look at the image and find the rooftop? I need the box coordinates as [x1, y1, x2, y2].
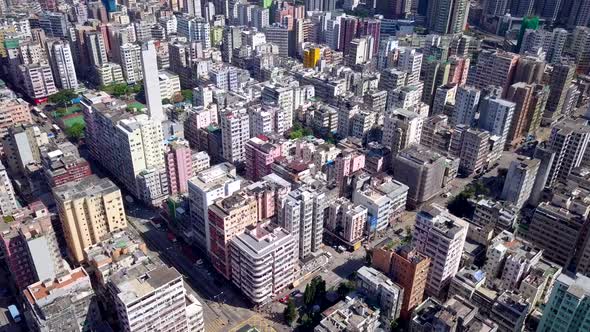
[112, 264, 182, 305]
[53, 175, 119, 201]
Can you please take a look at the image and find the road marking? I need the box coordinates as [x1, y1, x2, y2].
[205, 317, 226, 332]
[229, 314, 277, 332]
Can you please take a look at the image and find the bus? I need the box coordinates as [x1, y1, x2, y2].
[8, 305, 20, 323]
[38, 113, 47, 120]
[52, 124, 60, 132]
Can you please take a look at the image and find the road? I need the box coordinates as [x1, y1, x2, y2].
[125, 207, 281, 332]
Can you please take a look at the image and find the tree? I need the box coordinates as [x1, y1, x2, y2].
[181, 89, 193, 102]
[304, 281, 316, 306]
[112, 84, 128, 97]
[49, 89, 77, 105]
[162, 98, 171, 105]
[283, 299, 297, 326]
[300, 313, 313, 329]
[66, 123, 85, 141]
[390, 320, 400, 332]
[315, 279, 326, 304]
[337, 281, 355, 298]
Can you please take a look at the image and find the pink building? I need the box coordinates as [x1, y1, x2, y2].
[246, 179, 291, 221]
[165, 139, 193, 195]
[448, 56, 470, 87]
[184, 105, 218, 147]
[0, 98, 32, 139]
[335, 149, 365, 194]
[0, 202, 65, 289]
[245, 135, 283, 181]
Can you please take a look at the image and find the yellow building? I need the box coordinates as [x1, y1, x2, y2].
[211, 26, 224, 47]
[304, 48, 321, 68]
[53, 175, 127, 263]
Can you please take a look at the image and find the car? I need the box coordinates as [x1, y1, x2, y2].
[278, 295, 290, 303]
[290, 290, 300, 297]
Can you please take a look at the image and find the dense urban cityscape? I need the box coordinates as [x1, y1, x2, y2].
[0, 0, 589, 331]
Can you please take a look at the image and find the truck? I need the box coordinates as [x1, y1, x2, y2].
[8, 304, 21, 323]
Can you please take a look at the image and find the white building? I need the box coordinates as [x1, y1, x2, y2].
[478, 97, 515, 151]
[220, 108, 250, 163]
[230, 223, 296, 304]
[120, 43, 143, 84]
[158, 70, 181, 100]
[356, 266, 404, 321]
[398, 48, 423, 85]
[280, 186, 326, 260]
[0, 163, 18, 215]
[382, 108, 424, 155]
[97, 62, 125, 86]
[177, 15, 211, 48]
[353, 187, 392, 233]
[141, 41, 164, 122]
[452, 86, 481, 126]
[49, 40, 78, 90]
[483, 231, 542, 291]
[413, 204, 468, 298]
[387, 83, 424, 110]
[501, 157, 540, 208]
[188, 163, 241, 251]
[110, 264, 204, 332]
[19, 63, 57, 100]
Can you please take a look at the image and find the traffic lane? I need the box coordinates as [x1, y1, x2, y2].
[128, 218, 252, 326]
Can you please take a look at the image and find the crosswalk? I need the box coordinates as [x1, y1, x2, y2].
[205, 317, 228, 332]
[229, 314, 277, 332]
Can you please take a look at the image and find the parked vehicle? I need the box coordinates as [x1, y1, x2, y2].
[8, 305, 20, 323]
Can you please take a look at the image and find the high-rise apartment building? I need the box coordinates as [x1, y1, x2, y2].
[208, 191, 258, 279]
[177, 15, 211, 47]
[528, 199, 589, 268]
[544, 62, 575, 124]
[83, 101, 167, 205]
[120, 43, 143, 84]
[427, 0, 469, 34]
[19, 63, 58, 102]
[382, 108, 424, 155]
[48, 40, 78, 90]
[413, 204, 468, 298]
[471, 50, 519, 95]
[141, 41, 164, 122]
[505, 83, 536, 147]
[53, 175, 127, 263]
[501, 157, 539, 208]
[392, 145, 448, 207]
[545, 119, 590, 187]
[280, 186, 326, 260]
[0, 163, 18, 215]
[356, 266, 404, 321]
[188, 163, 241, 251]
[452, 126, 490, 176]
[326, 198, 367, 247]
[387, 245, 430, 319]
[398, 48, 423, 85]
[265, 24, 290, 58]
[220, 108, 250, 163]
[23, 267, 103, 332]
[165, 139, 193, 195]
[478, 97, 515, 151]
[537, 273, 590, 332]
[0, 96, 32, 140]
[451, 86, 480, 126]
[0, 202, 64, 289]
[110, 264, 204, 332]
[245, 136, 283, 181]
[230, 222, 297, 304]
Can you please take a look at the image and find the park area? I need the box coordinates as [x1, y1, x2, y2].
[52, 104, 85, 140]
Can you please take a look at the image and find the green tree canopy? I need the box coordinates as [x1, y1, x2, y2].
[181, 89, 193, 102]
[66, 122, 85, 141]
[49, 89, 77, 105]
[284, 299, 297, 326]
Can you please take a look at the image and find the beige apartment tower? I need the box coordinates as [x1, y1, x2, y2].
[53, 175, 127, 263]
